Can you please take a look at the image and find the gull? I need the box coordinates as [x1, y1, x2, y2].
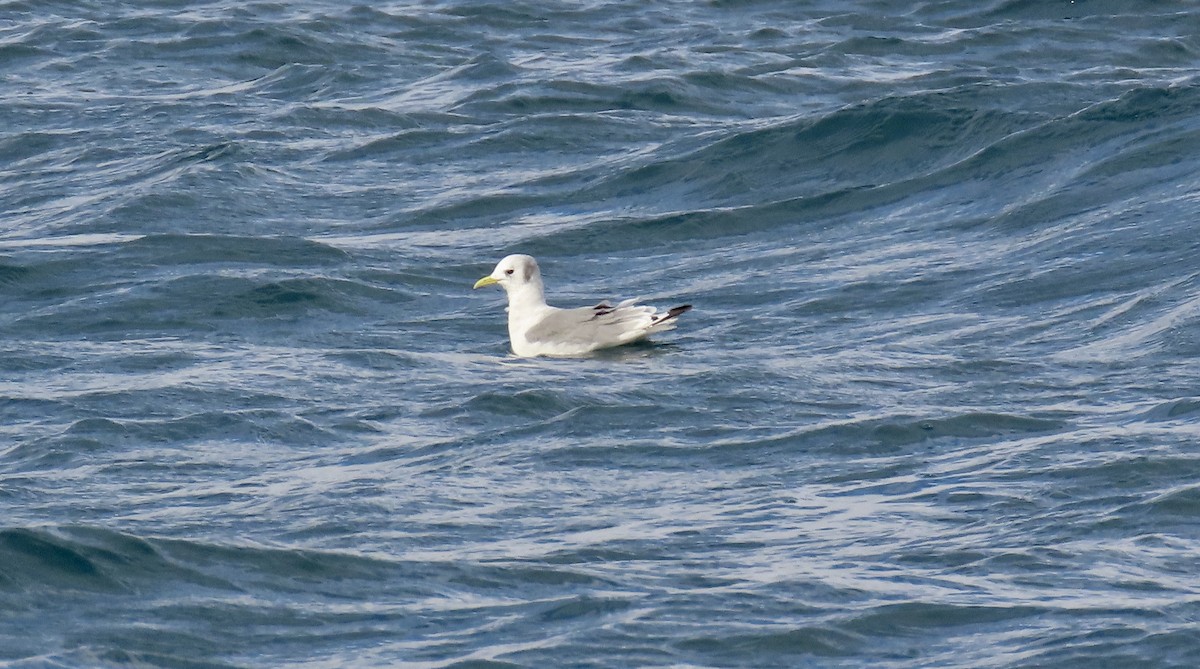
[473, 254, 691, 357]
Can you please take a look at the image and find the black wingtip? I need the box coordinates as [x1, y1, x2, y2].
[663, 304, 692, 321]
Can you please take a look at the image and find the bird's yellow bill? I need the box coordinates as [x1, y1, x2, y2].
[473, 276, 498, 289]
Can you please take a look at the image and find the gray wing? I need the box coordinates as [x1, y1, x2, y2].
[525, 300, 656, 347]
[525, 300, 689, 347]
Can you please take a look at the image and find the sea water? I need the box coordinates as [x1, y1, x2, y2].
[2, 2, 1199, 667]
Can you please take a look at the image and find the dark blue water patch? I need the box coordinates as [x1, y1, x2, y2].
[398, 191, 555, 235]
[0, 526, 234, 596]
[662, 410, 1065, 462]
[969, 450, 1200, 551]
[0, 38, 46, 70]
[467, 76, 732, 118]
[115, 233, 350, 269]
[514, 89, 1042, 216]
[0, 521, 558, 598]
[980, 0, 1174, 22]
[213, 277, 364, 317]
[520, 206, 770, 257]
[1111, 478, 1200, 528]
[322, 347, 420, 373]
[320, 125, 466, 163]
[375, 86, 1143, 245]
[868, 412, 1064, 446]
[64, 410, 336, 450]
[1017, 627, 1200, 669]
[0, 12, 107, 57]
[3, 411, 336, 474]
[0, 261, 32, 287]
[1140, 398, 1200, 422]
[2, 364, 305, 416]
[443, 661, 526, 669]
[1077, 85, 1200, 135]
[333, 436, 465, 471]
[956, 87, 1200, 221]
[98, 19, 341, 74]
[677, 624, 864, 660]
[455, 113, 673, 166]
[0, 129, 88, 166]
[77, 648, 243, 669]
[2, 270, 406, 342]
[227, 62, 348, 104]
[2, 434, 105, 473]
[3, 140, 251, 236]
[1132, 35, 1200, 66]
[0, 525, 515, 664]
[276, 104, 431, 145]
[848, 600, 1047, 636]
[506, 82, 1200, 258]
[435, 0, 628, 32]
[463, 388, 583, 422]
[503, 423, 726, 472]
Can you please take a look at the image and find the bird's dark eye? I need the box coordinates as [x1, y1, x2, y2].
[504, 268, 514, 275]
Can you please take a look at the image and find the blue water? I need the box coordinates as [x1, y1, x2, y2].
[3, 1, 1200, 667]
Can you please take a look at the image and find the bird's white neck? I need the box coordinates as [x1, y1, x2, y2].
[504, 279, 546, 311]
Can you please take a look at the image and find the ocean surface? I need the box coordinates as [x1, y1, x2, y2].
[3, 1, 1200, 667]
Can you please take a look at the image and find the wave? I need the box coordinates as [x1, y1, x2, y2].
[393, 81, 1199, 261]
